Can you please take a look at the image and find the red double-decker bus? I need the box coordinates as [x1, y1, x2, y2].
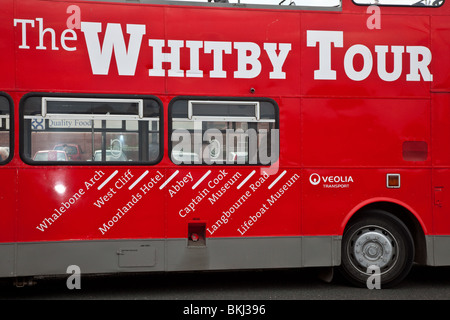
[0, 0, 449, 288]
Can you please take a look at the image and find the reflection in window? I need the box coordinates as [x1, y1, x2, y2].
[173, 0, 341, 7]
[170, 99, 279, 165]
[22, 96, 161, 164]
[353, 0, 444, 6]
[0, 95, 10, 163]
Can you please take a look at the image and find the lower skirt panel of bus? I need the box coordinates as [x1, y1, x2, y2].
[0, 236, 343, 278]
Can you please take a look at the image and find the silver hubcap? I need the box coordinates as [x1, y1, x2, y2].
[350, 226, 397, 272]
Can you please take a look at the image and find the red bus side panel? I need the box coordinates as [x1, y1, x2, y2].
[0, 0, 15, 91]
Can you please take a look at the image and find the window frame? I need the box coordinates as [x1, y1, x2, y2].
[352, 0, 445, 7]
[0, 92, 13, 165]
[169, 96, 279, 166]
[83, 0, 342, 11]
[20, 93, 163, 166]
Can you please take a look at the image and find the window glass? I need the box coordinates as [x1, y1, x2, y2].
[353, 0, 444, 7]
[22, 96, 161, 164]
[171, 0, 341, 8]
[170, 99, 278, 165]
[0, 95, 11, 163]
[191, 102, 256, 118]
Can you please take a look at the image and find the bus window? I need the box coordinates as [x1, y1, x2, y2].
[21, 95, 162, 164]
[171, 0, 341, 7]
[353, 0, 444, 6]
[170, 98, 279, 165]
[0, 94, 11, 164]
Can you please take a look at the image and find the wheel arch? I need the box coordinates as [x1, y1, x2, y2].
[341, 198, 428, 265]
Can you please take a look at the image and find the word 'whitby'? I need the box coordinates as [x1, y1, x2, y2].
[80, 21, 292, 79]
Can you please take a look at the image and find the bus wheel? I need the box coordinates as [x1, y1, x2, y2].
[340, 210, 414, 288]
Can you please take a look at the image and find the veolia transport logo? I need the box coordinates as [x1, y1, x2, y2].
[309, 173, 354, 189]
[309, 173, 321, 185]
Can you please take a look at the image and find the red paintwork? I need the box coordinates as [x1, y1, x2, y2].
[0, 0, 449, 244]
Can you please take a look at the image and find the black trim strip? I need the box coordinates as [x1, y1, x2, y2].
[0, 92, 14, 166]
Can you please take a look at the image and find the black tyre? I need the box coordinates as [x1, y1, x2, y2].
[340, 210, 414, 288]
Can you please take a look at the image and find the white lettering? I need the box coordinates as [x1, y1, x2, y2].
[344, 44, 373, 81]
[186, 40, 203, 78]
[204, 41, 232, 78]
[264, 43, 292, 79]
[406, 46, 433, 81]
[147, 39, 165, 77]
[61, 29, 77, 51]
[307, 30, 433, 82]
[307, 30, 343, 80]
[81, 22, 146, 75]
[36, 18, 59, 50]
[375, 45, 404, 82]
[14, 19, 35, 49]
[234, 42, 261, 79]
[148, 39, 184, 77]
